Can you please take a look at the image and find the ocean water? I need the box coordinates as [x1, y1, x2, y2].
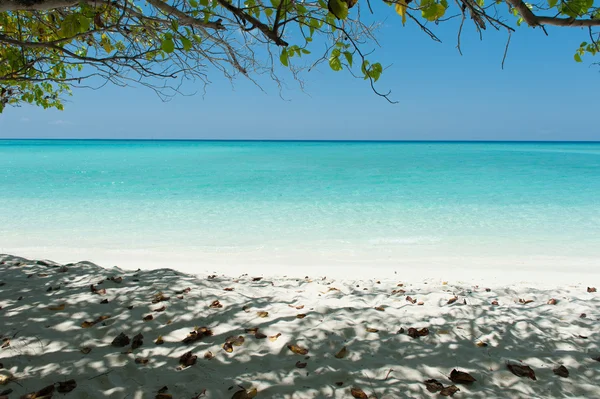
[1, 140, 599, 274]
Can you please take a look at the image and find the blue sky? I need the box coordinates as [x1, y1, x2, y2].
[1, 6, 600, 141]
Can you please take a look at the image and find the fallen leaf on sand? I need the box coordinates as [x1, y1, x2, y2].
[132, 333, 143, 350]
[417, 301, 424, 306]
[80, 347, 92, 354]
[408, 327, 429, 339]
[491, 300, 499, 306]
[335, 346, 347, 359]
[507, 363, 536, 380]
[182, 327, 213, 344]
[335, 382, 344, 386]
[152, 292, 170, 304]
[257, 311, 269, 318]
[175, 287, 191, 295]
[242, 305, 251, 312]
[90, 284, 106, 295]
[437, 330, 450, 335]
[179, 351, 197, 367]
[204, 351, 214, 360]
[209, 300, 223, 309]
[366, 327, 379, 333]
[406, 296, 417, 304]
[374, 306, 385, 312]
[232, 387, 258, 399]
[112, 332, 131, 347]
[518, 298, 534, 305]
[350, 387, 368, 398]
[143, 314, 153, 322]
[424, 379, 443, 393]
[157, 386, 169, 394]
[440, 385, 460, 397]
[269, 333, 281, 342]
[100, 299, 109, 304]
[296, 361, 307, 368]
[580, 313, 587, 318]
[587, 287, 597, 293]
[224, 288, 234, 291]
[245, 328, 259, 334]
[449, 369, 476, 384]
[0, 373, 12, 385]
[56, 379, 77, 393]
[155, 336, 164, 345]
[252, 277, 263, 282]
[81, 315, 110, 329]
[0, 341, 8, 349]
[135, 357, 149, 365]
[255, 332, 267, 339]
[476, 341, 488, 347]
[547, 298, 557, 305]
[447, 296, 458, 305]
[288, 344, 309, 355]
[223, 336, 244, 352]
[553, 365, 569, 378]
[296, 314, 306, 319]
[153, 305, 166, 312]
[156, 394, 173, 399]
[48, 304, 66, 311]
[108, 276, 123, 283]
[21, 385, 55, 399]
[295, 305, 305, 309]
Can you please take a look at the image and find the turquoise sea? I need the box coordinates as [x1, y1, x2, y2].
[1, 140, 599, 273]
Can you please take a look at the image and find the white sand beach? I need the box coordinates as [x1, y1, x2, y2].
[1, 253, 599, 398]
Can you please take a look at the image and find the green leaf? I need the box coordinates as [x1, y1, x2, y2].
[421, 0, 446, 21]
[329, 56, 342, 71]
[190, 0, 199, 6]
[265, 8, 273, 16]
[547, 0, 557, 7]
[280, 49, 289, 67]
[574, 53, 582, 62]
[560, 0, 593, 17]
[161, 38, 175, 53]
[200, 0, 209, 6]
[328, 0, 349, 20]
[181, 37, 192, 51]
[343, 51, 353, 67]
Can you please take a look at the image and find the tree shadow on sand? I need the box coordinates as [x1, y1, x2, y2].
[0, 254, 599, 398]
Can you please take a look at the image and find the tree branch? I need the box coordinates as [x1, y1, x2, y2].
[506, 0, 600, 27]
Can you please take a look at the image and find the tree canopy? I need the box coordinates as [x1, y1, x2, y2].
[1, 0, 599, 112]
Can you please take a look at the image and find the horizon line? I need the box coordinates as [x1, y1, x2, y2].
[1, 138, 600, 143]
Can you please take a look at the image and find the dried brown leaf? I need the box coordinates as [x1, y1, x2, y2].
[553, 365, 569, 378]
[287, 344, 309, 355]
[182, 327, 213, 344]
[209, 300, 223, 309]
[132, 333, 143, 350]
[440, 385, 460, 396]
[143, 314, 153, 322]
[407, 327, 429, 339]
[365, 327, 379, 333]
[112, 332, 130, 347]
[424, 379, 443, 393]
[295, 361, 307, 368]
[518, 298, 534, 305]
[507, 363, 536, 380]
[135, 357, 149, 365]
[335, 346, 347, 359]
[257, 311, 269, 318]
[80, 346, 92, 354]
[406, 296, 417, 304]
[204, 351, 214, 360]
[296, 314, 306, 319]
[447, 296, 458, 305]
[587, 287, 597, 293]
[374, 306, 385, 312]
[350, 387, 368, 399]
[269, 333, 281, 342]
[153, 305, 166, 312]
[56, 379, 77, 393]
[179, 351, 197, 367]
[48, 303, 66, 311]
[547, 298, 557, 305]
[252, 277, 263, 282]
[155, 336, 164, 345]
[255, 332, 267, 339]
[224, 287, 235, 291]
[449, 369, 476, 384]
[231, 388, 257, 399]
[491, 300, 499, 306]
[152, 292, 170, 304]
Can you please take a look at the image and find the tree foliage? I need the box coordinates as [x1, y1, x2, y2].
[1, 0, 599, 112]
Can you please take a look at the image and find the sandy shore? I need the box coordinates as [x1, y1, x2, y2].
[0, 253, 599, 398]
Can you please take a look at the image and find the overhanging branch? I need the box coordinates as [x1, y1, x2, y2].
[506, 0, 600, 27]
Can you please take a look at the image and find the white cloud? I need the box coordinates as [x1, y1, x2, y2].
[48, 119, 74, 125]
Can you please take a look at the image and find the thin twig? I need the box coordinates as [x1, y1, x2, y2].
[88, 370, 113, 380]
[502, 30, 511, 70]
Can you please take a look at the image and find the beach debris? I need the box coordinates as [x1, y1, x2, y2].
[80, 346, 92, 354]
[553, 365, 569, 378]
[580, 313, 587, 318]
[153, 335, 164, 345]
[417, 301, 425, 305]
[0, 340, 8, 349]
[491, 300, 499, 306]
[231, 387, 257, 399]
[108, 276, 123, 283]
[587, 287, 597, 293]
[547, 298, 558, 305]
[269, 333, 282, 342]
[296, 361, 307, 368]
[156, 389, 173, 399]
[424, 379, 444, 392]
[391, 289, 406, 295]
[127, 305, 134, 310]
[287, 343, 309, 355]
[366, 327, 379, 333]
[21, 384, 55, 399]
[174, 287, 191, 295]
[447, 296, 458, 305]
[209, 300, 223, 309]
[257, 311, 269, 318]
[112, 333, 131, 347]
[182, 327, 213, 344]
[476, 341, 488, 347]
[191, 389, 207, 398]
[179, 351, 197, 367]
[255, 332, 267, 339]
[406, 296, 417, 304]
[0, 372, 13, 385]
[81, 315, 110, 328]
[58, 266, 69, 273]
[295, 305, 305, 309]
[397, 328, 405, 334]
[252, 277, 263, 282]
[485, 288, 491, 292]
[374, 306, 385, 312]
[135, 357, 149, 365]
[152, 292, 170, 304]
[224, 287, 234, 291]
[90, 284, 106, 295]
[296, 314, 306, 319]
[518, 298, 534, 305]
[242, 305, 251, 312]
[153, 305, 166, 312]
[507, 362, 536, 380]
[223, 336, 245, 353]
[350, 387, 368, 398]
[449, 369, 476, 384]
[132, 333, 143, 350]
[245, 328, 259, 334]
[100, 299, 109, 304]
[335, 346, 348, 359]
[48, 303, 66, 311]
[408, 327, 429, 339]
[440, 385, 460, 396]
[204, 351, 214, 360]
[143, 314, 153, 322]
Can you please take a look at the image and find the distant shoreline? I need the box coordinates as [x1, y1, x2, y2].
[2, 138, 600, 143]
